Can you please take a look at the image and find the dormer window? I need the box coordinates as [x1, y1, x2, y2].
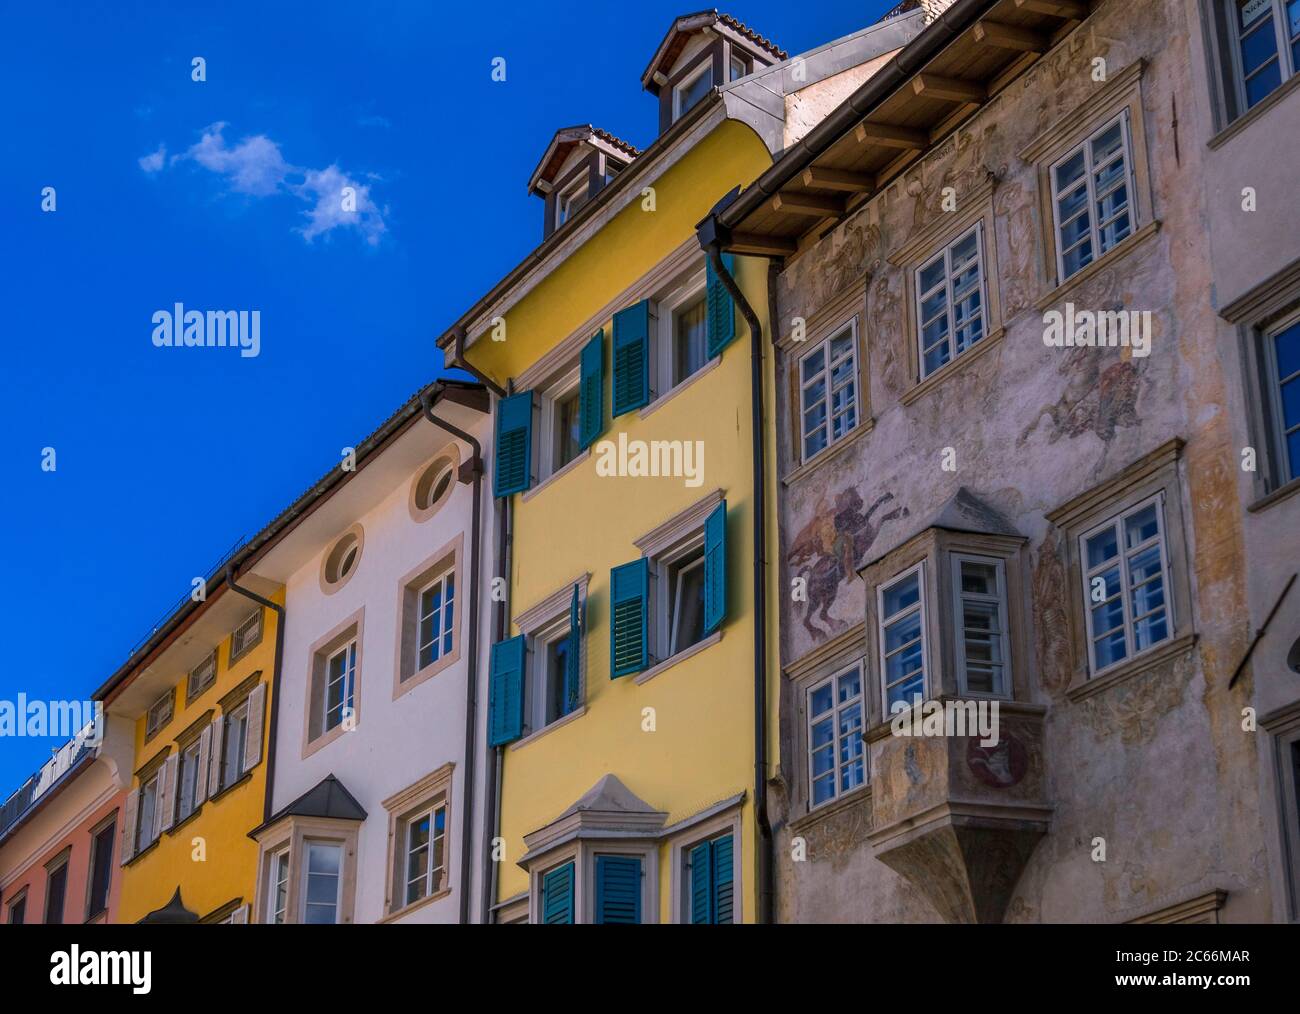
[729, 52, 748, 81]
[556, 174, 591, 229]
[673, 62, 714, 121]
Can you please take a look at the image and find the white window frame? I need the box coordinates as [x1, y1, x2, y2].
[1049, 111, 1139, 283]
[230, 610, 262, 662]
[877, 561, 929, 713]
[649, 529, 708, 666]
[1078, 493, 1174, 678]
[144, 690, 173, 740]
[268, 848, 290, 924]
[798, 318, 861, 462]
[806, 663, 868, 811]
[729, 52, 748, 81]
[402, 803, 448, 907]
[175, 737, 202, 823]
[914, 224, 988, 379]
[951, 553, 1012, 698]
[555, 173, 590, 229]
[1225, 0, 1299, 113]
[136, 769, 162, 852]
[186, 650, 217, 702]
[672, 61, 714, 122]
[526, 611, 576, 735]
[323, 640, 357, 735]
[1263, 309, 1300, 483]
[536, 364, 582, 482]
[222, 698, 250, 789]
[301, 840, 344, 925]
[650, 268, 709, 399]
[416, 570, 456, 671]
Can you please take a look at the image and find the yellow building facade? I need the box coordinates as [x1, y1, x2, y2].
[109, 583, 280, 924]
[450, 16, 786, 923]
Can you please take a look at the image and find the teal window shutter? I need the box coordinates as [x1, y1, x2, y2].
[689, 840, 713, 924]
[487, 635, 526, 746]
[493, 391, 533, 497]
[612, 300, 650, 416]
[706, 253, 737, 358]
[564, 584, 582, 715]
[609, 559, 649, 678]
[594, 855, 642, 924]
[578, 330, 605, 449]
[540, 862, 575, 924]
[711, 834, 734, 924]
[703, 499, 727, 635]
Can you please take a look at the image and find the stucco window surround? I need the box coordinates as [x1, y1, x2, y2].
[524, 358, 589, 501]
[169, 708, 214, 831]
[508, 573, 591, 750]
[319, 523, 365, 595]
[636, 259, 722, 421]
[43, 846, 72, 924]
[1222, 259, 1300, 511]
[211, 672, 267, 798]
[6, 886, 28, 924]
[1045, 439, 1197, 701]
[524, 839, 661, 925]
[888, 175, 1006, 406]
[1021, 60, 1160, 309]
[185, 649, 218, 705]
[1261, 700, 1300, 920]
[303, 607, 365, 759]
[84, 808, 118, 922]
[252, 816, 360, 925]
[123, 745, 171, 864]
[228, 607, 264, 666]
[1200, 0, 1300, 141]
[632, 488, 726, 685]
[409, 444, 461, 524]
[393, 533, 464, 699]
[857, 509, 1033, 735]
[784, 623, 873, 821]
[665, 796, 744, 924]
[379, 763, 454, 921]
[143, 686, 175, 745]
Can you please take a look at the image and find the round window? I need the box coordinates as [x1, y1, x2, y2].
[321, 526, 364, 592]
[409, 447, 460, 522]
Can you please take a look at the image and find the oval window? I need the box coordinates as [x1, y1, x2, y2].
[321, 526, 364, 592]
[410, 448, 460, 522]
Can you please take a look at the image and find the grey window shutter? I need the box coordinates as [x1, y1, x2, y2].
[120, 789, 139, 865]
[158, 755, 179, 832]
[195, 724, 212, 805]
[207, 716, 224, 797]
[230, 903, 249, 924]
[243, 683, 266, 773]
[151, 772, 166, 842]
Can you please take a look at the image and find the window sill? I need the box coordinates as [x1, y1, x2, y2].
[637, 356, 721, 421]
[303, 719, 354, 760]
[788, 783, 872, 836]
[522, 448, 590, 503]
[168, 804, 205, 836]
[378, 886, 452, 923]
[1034, 220, 1161, 313]
[633, 630, 722, 685]
[124, 838, 161, 867]
[898, 326, 1006, 408]
[509, 705, 587, 752]
[1208, 73, 1300, 151]
[1248, 476, 1300, 514]
[209, 769, 254, 803]
[1065, 631, 1197, 703]
[781, 418, 875, 487]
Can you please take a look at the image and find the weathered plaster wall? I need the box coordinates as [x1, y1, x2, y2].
[771, 0, 1275, 923]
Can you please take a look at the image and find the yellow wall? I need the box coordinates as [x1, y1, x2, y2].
[469, 120, 776, 918]
[116, 594, 280, 923]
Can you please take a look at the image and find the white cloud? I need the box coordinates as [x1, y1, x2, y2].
[138, 144, 166, 173]
[138, 123, 387, 245]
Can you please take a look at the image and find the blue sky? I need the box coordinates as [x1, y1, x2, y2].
[0, 0, 894, 792]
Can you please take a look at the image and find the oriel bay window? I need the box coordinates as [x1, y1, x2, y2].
[859, 489, 1030, 723]
[252, 785, 362, 925]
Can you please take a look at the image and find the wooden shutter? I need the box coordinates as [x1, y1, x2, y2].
[229, 903, 249, 924]
[540, 862, 575, 924]
[564, 585, 582, 715]
[706, 252, 737, 358]
[689, 840, 713, 924]
[609, 559, 649, 678]
[488, 635, 526, 746]
[712, 834, 734, 924]
[703, 499, 727, 635]
[612, 300, 650, 416]
[243, 682, 266, 772]
[119, 789, 139, 865]
[157, 755, 179, 833]
[578, 330, 605, 449]
[594, 855, 642, 924]
[195, 724, 212, 805]
[207, 716, 224, 797]
[493, 391, 534, 497]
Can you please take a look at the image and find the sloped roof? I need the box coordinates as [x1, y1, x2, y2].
[138, 887, 200, 924]
[858, 487, 1023, 574]
[527, 125, 641, 196]
[641, 10, 788, 92]
[254, 774, 367, 835]
[556, 773, 660, 820]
